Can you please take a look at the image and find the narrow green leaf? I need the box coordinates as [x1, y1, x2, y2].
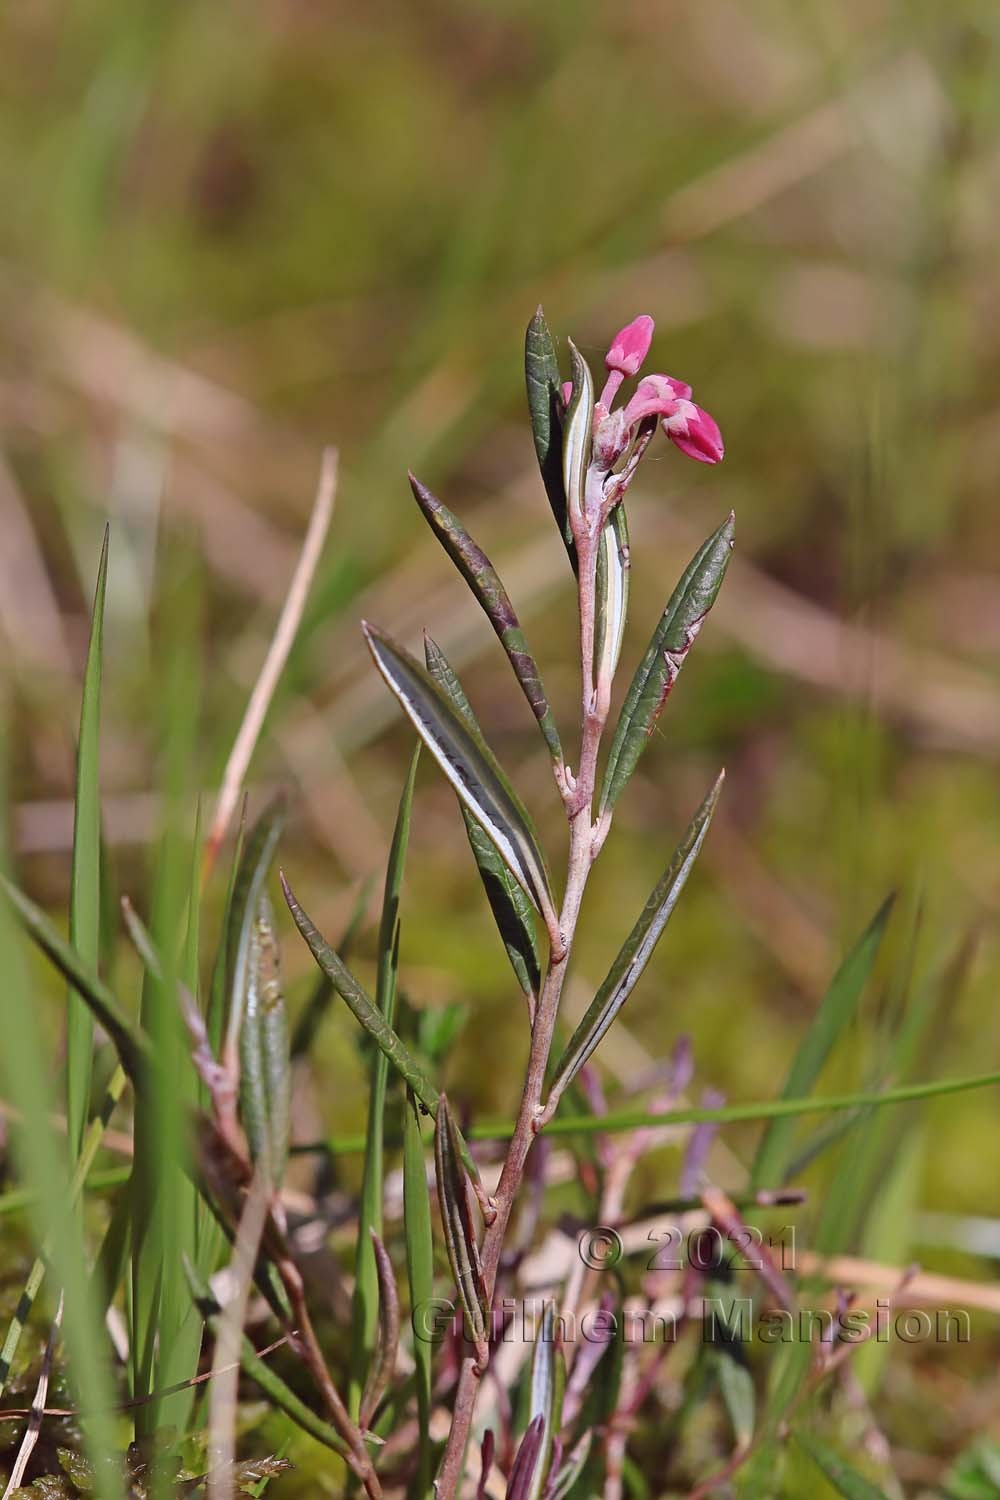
[290, 875, 373, 1059]
[359, 1230, 401, 1430]
[526, 1302, 563, 1500]
[424, 634, 540, 1000]
[434, 1095, 488, 1355]
[206, 812, 246, 1064]
[599, 514, 734, 815]
[66, 525, 110, 1159]
[402, 1088, 434, 1498]
[362, 623, 559, 940]
[184, 1262, 351, 1461]
[547, 1431, 593, 1500]
[281, 873, 439, 1113]
[0, 872, 151, 1086]
[525, 306, 574, 565]
[319, 1065, 1000, 1153]
[750, 896, 894, 1192]
[713, 1348, 755, 1450]
[410, 476, 563, 763]
[225, 796, 286, 1067]
[352, 746, 418, 1413]
[239, 892, 291, 1187]
[793, 1431, 890, 1499]
[593, 504, 630, 700]
[548, 771, 724, 1102]
[562, 340, 593, 530]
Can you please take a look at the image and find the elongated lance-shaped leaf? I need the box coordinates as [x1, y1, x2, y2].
[599, 513, 734, 815]
[362, 622, 559, 942]
[562, 340, 593, 531]
[239, 892, 291, 1187]
[402, 1088, 434, 1497]
[352, 745, 418, 1415]
[593, 504, 630, 705]
[282, 872, 439, 1111]
[548, 1431, 593, 1500]
[410, 475, 563, 764]
[792, 1430, 890, 1499]
[359, 1230, 401, 1429]
[750, 896, 894, 1192]
[66, 525, 110, 1160]
[525, 1301, 564, 1500]
[548, 771, 724, 1104]
[290, 874, 373, 1059]
[224, 795, 286, 1067]
[434, 1094, 488, 1359]
[1, 873, 152, 1086]
[183, 1260, 351, 1460]
[507, 1415, 545, 1500]
[424, 634, 540, 1001]
[525, 307, 574, 567]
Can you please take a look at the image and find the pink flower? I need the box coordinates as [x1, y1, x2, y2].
[621, 375, 723, 465]
[605, 314, 654, 378]
[662, 400, 724, 465]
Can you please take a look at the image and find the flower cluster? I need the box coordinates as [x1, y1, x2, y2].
[595, 313, 724, 472]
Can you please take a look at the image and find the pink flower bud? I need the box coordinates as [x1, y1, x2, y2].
[605, 315, 655, 377]
[561, 380, 573, 407]
[662, 400, 724, 465]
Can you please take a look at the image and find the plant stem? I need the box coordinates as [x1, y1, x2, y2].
[436, 530, 606, 1496]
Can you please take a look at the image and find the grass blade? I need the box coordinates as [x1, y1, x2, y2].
[362, 622, 559, 943]
[409, 475, 563, 763]
[599, 514, 734, 815]
[402, 1088, 434, 1497]
[0, 873, 151, 1086]
[66, 524, 109, 1161]
[792, 1430, 890, 1499]
[548, 771, 723, 1106]
[749, 896, 894, 1191]
[525, 307, 573, 565]
[434, 1095, 488, 1365]
[351, 746, 419, 1412]
[424, 634, 540, 1003]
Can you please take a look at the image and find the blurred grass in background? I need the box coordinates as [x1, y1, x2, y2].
[1, 0, 1000, 1482]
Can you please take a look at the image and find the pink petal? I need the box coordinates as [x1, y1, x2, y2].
[663, 402, 724, 464]
[621, 373, 692, 427]
[605, 315, 655, 377]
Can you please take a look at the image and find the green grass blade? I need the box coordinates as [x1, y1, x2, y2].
[409, 475, 563, 762]
[599, 514, 734, 815]
[0, 872, 151, 1085]
[792, 1430, 890, 1499]
[402, 1088, 434, 1498]
[750, 896, 894, 1191]
[67, 524, 110, 1161]
[351, 745, 419, 1413]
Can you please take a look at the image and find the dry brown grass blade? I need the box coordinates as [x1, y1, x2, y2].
[207, 1174, 271, 1500]
[204, 448, 337, 878]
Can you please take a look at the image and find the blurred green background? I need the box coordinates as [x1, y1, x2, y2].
[2, 0, 999, 1473]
